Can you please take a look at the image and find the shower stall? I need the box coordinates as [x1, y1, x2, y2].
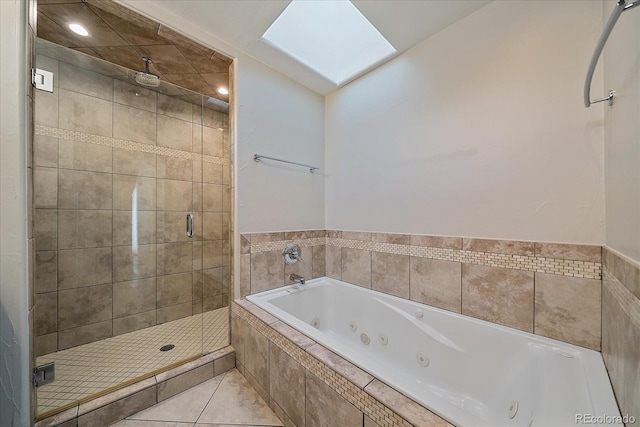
[32, 2, 233, 417]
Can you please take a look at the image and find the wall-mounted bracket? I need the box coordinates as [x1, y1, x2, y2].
[32, 68, 54, 93]
[33, 362, 55, 387]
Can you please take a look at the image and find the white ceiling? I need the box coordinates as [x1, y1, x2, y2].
[119, 0, 491, 96]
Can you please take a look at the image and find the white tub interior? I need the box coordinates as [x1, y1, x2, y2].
[247, 277, 622, 427]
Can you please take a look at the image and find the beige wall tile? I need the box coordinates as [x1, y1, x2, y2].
[222, 186, 231, 213]
[157, 155, 193, 181]
[250, 232, 285, 243]
[462, 264, 534, 332]
[112, 149, 156, 177]
[410, 236, 462, 250]
[203, 212, 223, 240]
[342, 231, 371, 241]
[157, 179, 193, 211]
[113, 244, 156, 282]
[114, 80, 156, 113]
[58, 320, 112, 350]
[534, 242, 601, 263]
[534, 273, 601, 350]
[34, 167, 58, 208]
[35, 292, 57, 335]
[240, 254, 251, 298]
[113, 310, 156, 336]
[113, 211, 156, 246]
[59, 89, 113, 137]
[59, 139, 112, 173]
[58, 247, 112, 290]
[157, 242, 193, 275]
[203, 183, 222, 212]
[365, 415, 381, 427]
[202, 126, 224, 157]
[35, 332, 58, 357]
[59, 169, 112, 209]
[231, 313, 247, 368]
[34, 134, 58, 168]
[35, 251, 57, 294]
[372, 233, 411, 245]
[157, 115, 192, 151]
[245, 325, 269, 394]
[157, 212, 192, 243]
[342, 248, 371, 288]
[59, 62, 113, 101]
[157, 301, 192, 324]
[214, 352, 235, 376]
[372, 252, 409, 298]
[158, 93, 193, 122]
[113, 175, 156, 210]
[284, 255, 312, 285]
[410, 258, 461, 313]
[58, 284, 113, 330]
[603, 248, 640, 300]
[113, 103, 157, 145]
[306, 371, 362, 427]
[250, 250, 284, 294]
[113, 278, 156, 318]
[270, 342, 305, 427]
[312, 245, 326, 279]
[35, 86, 58, 127]
[462, 238, 534, 256]
[58, 210, 113, 249]
[203, 163, 223, 184]
[203, 108, 225, 129]
[157, 272, 193, 308]
[326, 245, 342, 280]
[203, 268, 224, 297]
[34, 209, 57, 250]
[203, 240, 224, 270]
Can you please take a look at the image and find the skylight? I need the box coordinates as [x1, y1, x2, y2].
[262, 0, 396, 85]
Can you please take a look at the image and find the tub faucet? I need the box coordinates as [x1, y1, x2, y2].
[290, 274, 306, 286]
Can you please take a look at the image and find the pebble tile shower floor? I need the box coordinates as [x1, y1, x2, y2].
[111, 369, 282, 427]
[37, 308, 229, 414]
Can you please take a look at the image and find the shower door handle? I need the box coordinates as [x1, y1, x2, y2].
[186, 213, 194, 238]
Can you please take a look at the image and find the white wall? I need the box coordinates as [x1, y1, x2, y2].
[603, 0, 640, 263]
[325, 0, 605, 244]
[0, 0, 31, 425]
[235, 55, 325, 233]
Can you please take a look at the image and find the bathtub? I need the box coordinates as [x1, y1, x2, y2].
[247, 277, 622, 427]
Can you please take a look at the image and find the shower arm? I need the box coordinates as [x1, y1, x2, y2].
[584, 0, 639, 108]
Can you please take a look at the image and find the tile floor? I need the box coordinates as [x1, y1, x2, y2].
[111, 369, 283, 427]
[37, 308, 229, 415]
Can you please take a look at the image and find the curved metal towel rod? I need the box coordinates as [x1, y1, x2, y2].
[585, 0, 640, 108]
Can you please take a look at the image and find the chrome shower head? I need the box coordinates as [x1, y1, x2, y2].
[134, 57, 160, 87]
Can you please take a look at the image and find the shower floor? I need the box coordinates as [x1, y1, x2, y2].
[36, 308, 229, 416]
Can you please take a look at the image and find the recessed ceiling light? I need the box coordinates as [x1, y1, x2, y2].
[262, 0, 396, 85]
[68, 23, 89, 37]
[217, 87, 229, 95]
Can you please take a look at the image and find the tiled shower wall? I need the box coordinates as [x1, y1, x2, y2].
[33, 55, 231, 355]
[240, 230, 602, 350]
[602, 249, 640, 421]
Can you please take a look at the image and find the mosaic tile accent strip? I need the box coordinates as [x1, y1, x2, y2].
[232, 302, 417, 427]
[248, 235, 601, 280]
[36, 308, 229, 415]
[603, 270, 640, 329]
[35, 125, 229, 166]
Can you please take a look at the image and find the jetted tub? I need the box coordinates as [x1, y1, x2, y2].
[247, 277, 622, 427]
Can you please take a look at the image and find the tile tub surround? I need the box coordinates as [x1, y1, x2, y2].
[231, 300, 452, 427]
[34, 346, 236, 427]
[33, 53, 232, 355]
[602, 248, 640, 422]
[241, 231, 602, 350]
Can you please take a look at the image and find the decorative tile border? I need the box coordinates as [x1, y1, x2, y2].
[248, 234, 601, 280]
[35, 125, 229, 165]
[232, 302, 419, 427]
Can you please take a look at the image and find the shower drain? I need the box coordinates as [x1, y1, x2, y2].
[160, 344, 175, 352]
